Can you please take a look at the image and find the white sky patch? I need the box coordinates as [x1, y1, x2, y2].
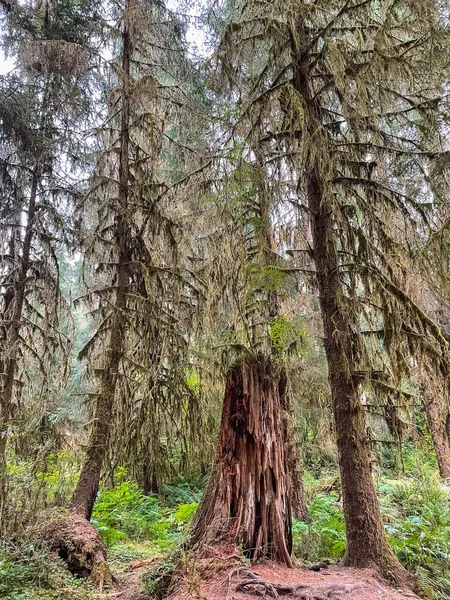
[0, 1, 211, 74]
[0, 53, 14, 75]
[166, 0, 211, 59]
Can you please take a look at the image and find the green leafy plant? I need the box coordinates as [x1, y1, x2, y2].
[380, 474, 450, 600]
[0, 542, 92, 600]
[297, 464, 450, 600]
[292, 493, 346, 561]
[92, 480, 163, 544]
[92, 478, 199, 557]
[269, 315, 306, 355]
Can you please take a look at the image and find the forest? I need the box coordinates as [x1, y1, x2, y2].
[1, 0, 450, 599]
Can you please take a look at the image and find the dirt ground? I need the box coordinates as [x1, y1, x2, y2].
[166, 562, 421, 600]
[113, 569, 150, 600]
[107, 543, 421, 600]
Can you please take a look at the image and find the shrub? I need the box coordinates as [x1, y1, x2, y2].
[380, 475, 450, 600]
[296, 467, 450, 600]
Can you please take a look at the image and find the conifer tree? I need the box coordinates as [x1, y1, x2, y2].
[51, 0, 208, 575]
[198, 0, 450, 585]
[0, 0, 98, 535]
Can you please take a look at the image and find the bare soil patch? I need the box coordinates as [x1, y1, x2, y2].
[168, 560, 421, 600]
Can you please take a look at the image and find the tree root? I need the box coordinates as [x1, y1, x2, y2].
[42, 512, 111, 588]
[340, 550, 420, 593]
[229, 568, 329, 600]
[307, 561, 330, 572]
[128, 556, 162, 571]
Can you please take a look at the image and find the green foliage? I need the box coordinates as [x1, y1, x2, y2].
[92, 480, 162, 544]
[163, 477, 206, 505]
[380, 474, 450, 600]
[92, 479, 198, 554]
[4, 450, 80, 535]
[0, 543, 92, 600]
[296, 466, 450, 600]
[174, 502, 198, 523]
[292, 493, 346, 561]
[35, 451, 80, 506]
[246, 264, 287, 293]
[269, 315, 306, 356]
[186, 371, 201, 394]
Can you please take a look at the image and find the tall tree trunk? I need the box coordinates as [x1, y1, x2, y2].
[284, 422, 308, 522]
[191, 356, 293, 566]
[48, 3, 133, 581]
[0, 165, 40, 535]
[69, 0, 132, 521]
[68, 315, 125, 519]
[308, 171, 397, 573]
[289, 20, 416, 588]
[419, 366, 450, 480]
[424, 392, 450, 479]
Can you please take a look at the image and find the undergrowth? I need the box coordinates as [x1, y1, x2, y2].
[382, 474, 450, 600]
[3, 452, 450, 600]
[1, 468, 201, 599]
[0, 542, 93, 600]
[91, 474, 199, 570]
[293, 454, 450, 600]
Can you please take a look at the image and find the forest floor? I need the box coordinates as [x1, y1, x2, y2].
[109, 554, 422, 600]
[169, 564, 420, 600]
[113, 569, 149, 600]
[4, 462, 450, 599]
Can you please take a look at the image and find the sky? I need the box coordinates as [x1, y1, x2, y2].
[0, 0, 209, 75]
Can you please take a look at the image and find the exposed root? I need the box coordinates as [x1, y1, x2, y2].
[236, 577, 280, 598]
[381, 559, 420, 594]
[307, 561, 330, 572]
[91, 559, 113, 593]
[229, 568, 330, 600]
[340, 549, 420, 594]
[42, 512, 111, 587]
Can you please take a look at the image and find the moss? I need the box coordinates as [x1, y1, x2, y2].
[269, 315, 306, 355]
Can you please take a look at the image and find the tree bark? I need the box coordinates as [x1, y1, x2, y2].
[419, 368, 450, 480]
[69, 0, 132, 522]
[284, 428, 308, 522]
[191, 356, 293, 566]
[425, 396, 450, 479]
[289, 20, 416, 588]
[57, 3, 133, 580]
[308, 171, 397, 572]
[68, 334, 124, 519]
[0, 165, 40, 535]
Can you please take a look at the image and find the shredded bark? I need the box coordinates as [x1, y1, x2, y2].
[191, 358, 293, 566]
